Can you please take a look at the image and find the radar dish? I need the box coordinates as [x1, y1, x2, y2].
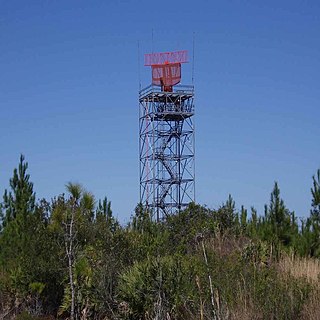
[144, 50, 188, 92]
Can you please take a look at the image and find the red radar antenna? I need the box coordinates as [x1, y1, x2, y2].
[144, 50, 188, 92]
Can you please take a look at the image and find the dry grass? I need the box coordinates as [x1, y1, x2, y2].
[229, 307, 262, 320]
[229, 292, 262, 320]
[300, 287, 320, 320]
[277, 254, 320, 283]
[278, 254, 320, 319]
[206, 234, 250, 258]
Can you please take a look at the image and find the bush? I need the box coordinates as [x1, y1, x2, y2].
[118, 254, 204, 319]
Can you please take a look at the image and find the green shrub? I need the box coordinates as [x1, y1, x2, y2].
[118, 254, 204, 319]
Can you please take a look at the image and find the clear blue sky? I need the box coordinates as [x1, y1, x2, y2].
[1, 1, 319, 223]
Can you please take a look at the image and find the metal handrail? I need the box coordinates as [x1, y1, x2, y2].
[139, 84, 194, 97]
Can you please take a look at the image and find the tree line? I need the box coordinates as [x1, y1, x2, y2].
[0, 155, 320, 319]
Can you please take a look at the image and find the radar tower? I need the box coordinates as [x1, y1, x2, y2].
[139, 50, 195, 220]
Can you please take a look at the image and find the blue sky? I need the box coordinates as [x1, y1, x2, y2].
[1, 1, 319, 222]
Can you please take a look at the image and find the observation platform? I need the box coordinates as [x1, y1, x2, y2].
[139, 85, 194, 121]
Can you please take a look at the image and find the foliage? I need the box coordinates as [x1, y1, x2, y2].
[1, 156, 320, 319]
[118, 254, 202, 319]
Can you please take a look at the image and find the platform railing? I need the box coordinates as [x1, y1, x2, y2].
[139, 84, 194, 98]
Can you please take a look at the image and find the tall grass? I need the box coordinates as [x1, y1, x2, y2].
[277, 254, 320, 320]
[278, 254, 320, 283]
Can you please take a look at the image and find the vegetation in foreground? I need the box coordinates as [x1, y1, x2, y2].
[1, 155, 320, 319]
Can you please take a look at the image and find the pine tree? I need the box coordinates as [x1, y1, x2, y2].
[215, 194, 237, 232]
[96, 196, 113, 221]
[0, 155, 53, 311]
[1, 154, 35, 229]
[264, 182, 292, 248]
[239, 205, 248, 235]
[311, 169, 320, 218]
[308, 169, 320, 257]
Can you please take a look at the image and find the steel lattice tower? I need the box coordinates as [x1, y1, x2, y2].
[139, 50, 195, 220]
